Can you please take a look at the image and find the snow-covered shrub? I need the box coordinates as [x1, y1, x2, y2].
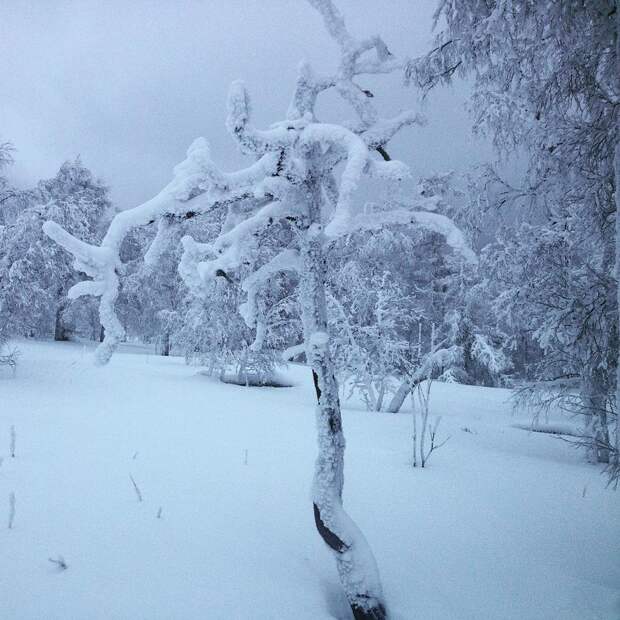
[410, 379, 449, 468]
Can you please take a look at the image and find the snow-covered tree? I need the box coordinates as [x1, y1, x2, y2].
[329, 263, 419, 412]
[408, 0, 619, 480]
[485, 220, 616, 465]
[0, 158, 110, 340]
[118, 220, 185, 354]
[327, 175, 506, 413]
[44, 2, 473, 615]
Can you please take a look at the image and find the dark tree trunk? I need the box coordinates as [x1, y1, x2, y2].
[54, 306, 69, 341]
[159, 331, 171, 356]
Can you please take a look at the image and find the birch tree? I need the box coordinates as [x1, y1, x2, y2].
[43, 2, 473, 616]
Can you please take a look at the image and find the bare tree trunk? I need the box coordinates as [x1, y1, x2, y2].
[54, 305, 68, 341]
[159, 331, 171, 356]
[299, 175, 386, 620]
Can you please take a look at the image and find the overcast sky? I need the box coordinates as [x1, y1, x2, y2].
[1, 0, 491, 209]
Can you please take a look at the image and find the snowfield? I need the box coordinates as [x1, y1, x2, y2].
[2, 340, 619, 620]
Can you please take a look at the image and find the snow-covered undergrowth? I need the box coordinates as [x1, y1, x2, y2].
[1, 340, 619, 619]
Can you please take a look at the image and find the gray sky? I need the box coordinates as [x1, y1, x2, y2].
[1, 0, 490, 209]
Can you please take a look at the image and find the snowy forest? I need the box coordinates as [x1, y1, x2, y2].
[1, 1, 619, 619]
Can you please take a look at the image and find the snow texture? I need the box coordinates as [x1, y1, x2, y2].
[1, 340, 618, 620]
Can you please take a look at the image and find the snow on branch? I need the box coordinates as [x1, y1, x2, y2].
[227, 81, 296, 155]
[306, 0, 407, 130]
[43, 0, 435, 368]
[307, 0, 354, 50]
[361, 111, 426, 152]
[300, 123, 375, 236]
[144, 216, 175, 267]
[332, 207, 477, 263]
[239, 249, 301, 330]
[44, 137, 276, 362]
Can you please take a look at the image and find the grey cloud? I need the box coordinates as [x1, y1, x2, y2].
[1, 0, 490, 208]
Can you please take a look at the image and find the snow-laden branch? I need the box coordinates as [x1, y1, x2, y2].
[287, 62, 335, 121]
[43, 220, 124, 364]
[101, 138, 223, 253]
[144, 216, 175, 267]
[239, 249, 301, 329]
[306, 0, 407, 130]
[307, 0, 354, 50]
[300, 123, 374, 235]
[178, 235, 213, 298]
[335, 207, 477, 264]
[361, 111, 426, 151]
[44, 138, 276, 361]
[227, 81, 297, 155]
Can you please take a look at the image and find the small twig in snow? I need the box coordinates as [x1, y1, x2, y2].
[48, 555, 68, 570]
[8, 492, 15, 529]
[461, 426, 477, 435]
[10, 425, 15, 458]
[156, 507, 163, 519]
[129, 475, 143, 502]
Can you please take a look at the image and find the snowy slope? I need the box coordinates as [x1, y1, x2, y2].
[1, 340, 619, 620]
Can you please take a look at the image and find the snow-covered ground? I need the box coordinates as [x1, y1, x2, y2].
[2, 340, 619, 620]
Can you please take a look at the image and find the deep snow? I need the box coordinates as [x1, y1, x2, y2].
[1, 340, 619, 619]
